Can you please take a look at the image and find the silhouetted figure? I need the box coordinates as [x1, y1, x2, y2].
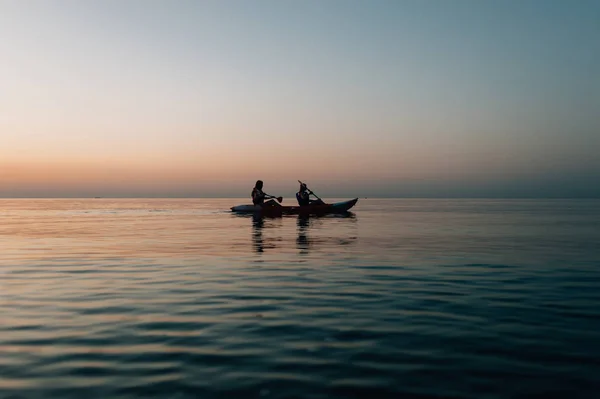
[296, 182, 323, 206]
[252, 180, 280, 207]
[252, 180, 266, 205]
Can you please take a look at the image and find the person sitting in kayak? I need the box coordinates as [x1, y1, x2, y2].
[252, 180, 280, 206]
[296, 183, 323, 206]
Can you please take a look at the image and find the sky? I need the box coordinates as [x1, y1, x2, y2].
[1, 0, 599, 198]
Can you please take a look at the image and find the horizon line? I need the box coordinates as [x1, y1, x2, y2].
[1, 196, 599, 200]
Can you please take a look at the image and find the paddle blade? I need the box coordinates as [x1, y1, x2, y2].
[277, 196, 283, 203]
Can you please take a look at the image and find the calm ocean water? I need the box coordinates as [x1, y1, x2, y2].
[1, 198, 599, 399]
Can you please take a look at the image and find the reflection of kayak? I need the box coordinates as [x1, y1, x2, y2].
[231, 198, 358, 215]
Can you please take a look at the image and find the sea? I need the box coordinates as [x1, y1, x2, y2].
[1, 198, 599, 399]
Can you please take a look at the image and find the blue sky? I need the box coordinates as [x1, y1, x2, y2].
[1, 0, 599, 197]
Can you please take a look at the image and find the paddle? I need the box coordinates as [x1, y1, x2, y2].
[265, 194, 283, 203]
[298, 180, 323, 202]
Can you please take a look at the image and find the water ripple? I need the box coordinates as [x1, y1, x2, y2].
[1, 199, 600, 398]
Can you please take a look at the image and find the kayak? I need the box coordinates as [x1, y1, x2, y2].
[231, 198, 358, 215]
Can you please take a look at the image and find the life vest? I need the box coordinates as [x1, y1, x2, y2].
[296, 190, 310, 206]
[252, 188, 265, 205]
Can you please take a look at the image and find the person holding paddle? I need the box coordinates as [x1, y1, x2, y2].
[251, 180, 282, 206]
[296, 181, 324, 206]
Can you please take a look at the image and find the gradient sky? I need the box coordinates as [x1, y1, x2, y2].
[1, 0, 599, 198]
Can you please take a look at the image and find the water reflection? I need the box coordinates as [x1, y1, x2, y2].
[297, 215, 311, 255]
[252, 213, 265, 253]
[247, 212, 356, 254]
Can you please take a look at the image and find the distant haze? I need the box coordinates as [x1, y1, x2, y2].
[1, 0, 599, 198]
